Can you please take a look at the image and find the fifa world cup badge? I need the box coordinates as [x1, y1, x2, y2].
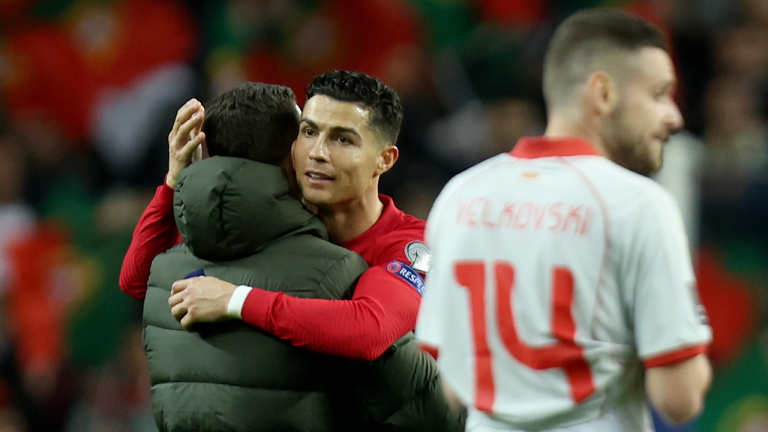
[405, 241, 432, 274]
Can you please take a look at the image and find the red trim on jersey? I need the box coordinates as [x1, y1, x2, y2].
[559, 159, 613, 340]
[419, 343, 439, 360]
[119, 181, 182, 300]
[644, 345, 708, 368]
[511, 137, 603, 159]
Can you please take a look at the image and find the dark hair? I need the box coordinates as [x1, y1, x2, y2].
[203, 82, 299, 164]
[306, 70, 403, 145]
[543, 9, 668, 107]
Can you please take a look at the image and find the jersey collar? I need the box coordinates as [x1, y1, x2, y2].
[341, 194, 401, 249]
[510, 137, 604, 159]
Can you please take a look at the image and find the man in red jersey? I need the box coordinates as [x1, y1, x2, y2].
[123, 72, 464, 431]
[121, 70, 432, 361]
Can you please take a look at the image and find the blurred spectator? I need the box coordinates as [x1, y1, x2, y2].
[0, 133, 34, 293]
[701, 75, 768, 206]
[65, 326, 156, 432]
[0, 0, 200, 187]
[0, 132, 37, 431]
[653, 132, 705, 251]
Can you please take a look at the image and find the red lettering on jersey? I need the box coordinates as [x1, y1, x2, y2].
[562, 205, 583, 233]
[513, 203, 532, 229]
[579, 207, 595, 235]
[549, 202, 563, 231]
[533, 202, 549, 229]
[482, 199, 496, 228]
[458, 197, 485, 226]
[499, 202, 517, 227]
[457, 199, 594, 236]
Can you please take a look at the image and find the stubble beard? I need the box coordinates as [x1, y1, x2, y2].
[600, 106, 662, 177]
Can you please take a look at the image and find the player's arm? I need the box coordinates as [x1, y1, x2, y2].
[646, 354, 711, 424]
[628, 189, 713, 424]
[119, 183, 183, 299]
[119, 99, 205, 300]
[170, 265, 422, 361]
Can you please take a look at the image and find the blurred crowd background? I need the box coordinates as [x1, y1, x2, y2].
[0, 0, 766, 431]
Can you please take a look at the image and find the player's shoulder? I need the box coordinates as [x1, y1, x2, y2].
[578, 158, 677, 210]
[446, 153, 512, 190]
[382, 194, 426, 237]
[372, 203, 428, 270]
[396, 212, 426, 233]
[379, 216, 426, 256]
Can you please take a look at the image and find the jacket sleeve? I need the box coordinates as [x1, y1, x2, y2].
[119, 183, 183, 300]
[240, 263, 422, 361]
[346, 333, 467, 432]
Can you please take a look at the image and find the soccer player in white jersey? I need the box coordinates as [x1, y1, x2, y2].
[416, 8, 712, 432]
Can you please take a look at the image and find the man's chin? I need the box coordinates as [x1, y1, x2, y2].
[301, 192, 333, 209]
[648, 148, 664, 175]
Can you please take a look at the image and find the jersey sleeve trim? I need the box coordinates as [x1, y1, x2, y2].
[418, 342, 439, 360]
[643, 344, 708, 368]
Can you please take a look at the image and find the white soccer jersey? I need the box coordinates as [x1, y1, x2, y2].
[416, 137, 711, 432]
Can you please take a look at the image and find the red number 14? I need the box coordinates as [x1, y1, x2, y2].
[454, 261, 595, 412]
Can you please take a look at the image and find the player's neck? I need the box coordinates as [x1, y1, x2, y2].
[544, 113, 608, 156]
[317, 188, 384, 245]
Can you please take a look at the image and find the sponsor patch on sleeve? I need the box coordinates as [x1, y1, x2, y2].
[386, 260, 425, 296]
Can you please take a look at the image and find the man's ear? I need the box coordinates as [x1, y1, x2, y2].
[376, 145, 399, 176]
[586, 71, 620, 116]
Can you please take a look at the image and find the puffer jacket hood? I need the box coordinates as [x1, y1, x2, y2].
[174, 156, 325, 261]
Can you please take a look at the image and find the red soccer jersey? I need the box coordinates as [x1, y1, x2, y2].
[240, 194, 426, 360]
[342, 195, 427, 269]
[119, 188, 426, 360]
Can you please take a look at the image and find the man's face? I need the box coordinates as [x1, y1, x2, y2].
[601, 47, 684, 176]
[292, 95, 392, 209]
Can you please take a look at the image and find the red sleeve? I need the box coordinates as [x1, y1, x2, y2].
[240, 265, 422, 361]
[119, 182, 183, 300]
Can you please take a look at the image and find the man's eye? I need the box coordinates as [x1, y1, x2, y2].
[339, 136, 351, 144]
[304, 128, 315, 136]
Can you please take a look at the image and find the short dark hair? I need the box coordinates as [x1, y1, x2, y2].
[203, 82, 299, 165]
[306, 70, 403, 145]
[543, 9, 668, 108]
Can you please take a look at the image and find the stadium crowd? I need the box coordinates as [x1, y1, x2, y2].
[0, 0, 766, 431]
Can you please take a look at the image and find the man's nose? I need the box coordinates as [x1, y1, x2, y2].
[307, 135, 330, 162]
[666, 101, 684, 133]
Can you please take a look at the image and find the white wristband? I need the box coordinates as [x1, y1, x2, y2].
[226, 285, 253, 319]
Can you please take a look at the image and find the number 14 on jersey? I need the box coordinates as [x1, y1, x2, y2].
[454, 260, 596, 412]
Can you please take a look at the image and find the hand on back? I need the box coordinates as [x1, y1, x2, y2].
[168, 276, 236, 330]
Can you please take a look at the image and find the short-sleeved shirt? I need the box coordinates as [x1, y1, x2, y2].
[416, 137, 711, 432]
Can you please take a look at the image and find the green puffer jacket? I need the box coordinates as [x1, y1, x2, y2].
[346, 332, 466, 432]
[143, 157, 369, 432]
